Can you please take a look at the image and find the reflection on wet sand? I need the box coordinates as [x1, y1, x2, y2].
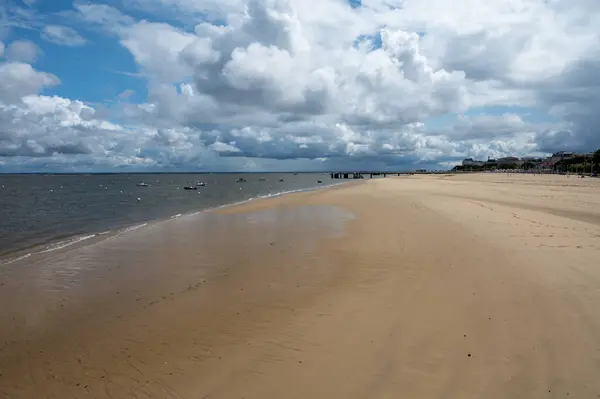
[0, 204, 353, 398]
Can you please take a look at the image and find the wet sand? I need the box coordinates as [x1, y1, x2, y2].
[1, 174, 600, 398]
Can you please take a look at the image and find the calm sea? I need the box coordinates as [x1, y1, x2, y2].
[0, 173, 337, 260]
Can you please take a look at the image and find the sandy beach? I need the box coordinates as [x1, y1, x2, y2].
[2, 173, 600, 398]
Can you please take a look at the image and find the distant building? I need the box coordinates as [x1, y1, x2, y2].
[548, 151, 575, 165]
[545, 151, 593, 169]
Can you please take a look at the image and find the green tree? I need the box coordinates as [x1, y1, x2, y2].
[522, 161, 535, 170]
[594, 149, 600, 169]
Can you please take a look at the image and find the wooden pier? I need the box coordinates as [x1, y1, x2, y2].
[330, 172, 420, 179]
[330, 172, 389, 179]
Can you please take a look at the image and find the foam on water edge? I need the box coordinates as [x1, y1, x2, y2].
[0, 253, 32, 266]
[0, 234, 97, 265]
[118, 223, 148, 235]
[38, 234, 97, 253]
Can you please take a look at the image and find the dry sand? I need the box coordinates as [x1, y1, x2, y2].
[1, 173, 600, 398]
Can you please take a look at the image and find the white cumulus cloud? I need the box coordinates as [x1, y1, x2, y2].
[42, 25, 87, 46]
[0, 62, 59, 104]
[5, 39, 39, 63]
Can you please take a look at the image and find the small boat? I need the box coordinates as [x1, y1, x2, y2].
[279, 178, 284, 182]
[317, 180, 322, 183]
[258, 178, 267, 181]
[196, 182, 206, 187]
[183, 186, 197, 190]
[237, 177, 247, 183]
[136, 182, 149, 187]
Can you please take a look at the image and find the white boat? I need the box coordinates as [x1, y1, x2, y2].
[196, 182, 206, 187]
[136, 182, 149, 187]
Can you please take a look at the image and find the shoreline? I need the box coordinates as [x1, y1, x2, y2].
[0, 180, 353, 266]
[2, 174, 600, 398]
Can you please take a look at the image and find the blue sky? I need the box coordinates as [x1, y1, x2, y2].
[5, 0, 146, 103]
[0, 0, 597, 172]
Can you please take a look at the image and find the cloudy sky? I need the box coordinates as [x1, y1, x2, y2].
[0, 0, 598, 172]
